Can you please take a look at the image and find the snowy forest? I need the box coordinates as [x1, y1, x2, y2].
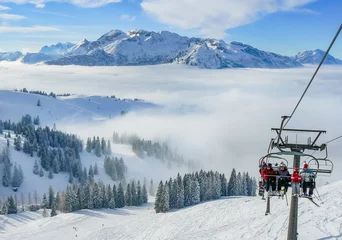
[0, 179, 148, 216]
[155, 169, 257, 213]
[112, 131, 197, 170]
[0, 114, 127, 190]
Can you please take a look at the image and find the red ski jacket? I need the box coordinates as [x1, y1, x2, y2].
[291, 172, 302, 183]
[261, 168, 277, 180]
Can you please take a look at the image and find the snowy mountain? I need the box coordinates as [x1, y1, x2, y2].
[39, 42, 75, 57]
[46, 30, 302, 69]
[294, 49, 342, 64]
[1, 180, 341, 239]
[21, 53, 58, 64]
[0, 51, 23, 62]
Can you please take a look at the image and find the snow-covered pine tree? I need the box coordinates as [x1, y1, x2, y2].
[41, 193, 48, 208]
[183, 175, 192, 206]
[2, 152, 11, 187]
[14, 136, 21, 151]
[18, 165, 23, 185]
[88, 165, 94, 182]
[136, 181, 142, 206]
[94, 162, 99, 175]
[241, 172, 248, 196]
[95, 137, 101, 157]
[48, 168, 53, 179]
[191, 178, 200, 205]
[2, 200, 8, 214]
[177, 173, 184, 209]
[55, 192, 60, 210]
[117, 183, 125, 208]
[12, 164, 21, 188]
[101, 137, 106, 154]
[125, 183, 132, 206]
[106, 184, 112, 207]
[162, 182, 170, 213]
[82, 183, 90, 209]
[227, 168, 237, 196]
[86, 138, 92, 153]
[109, 195, 115, 209]
[170, 179, 177, 208]
[107, 140, 112, 155]
[142, 183, 148, 204]
[220, 173, 227, 196]
[68, 172, 73, 184]
[48, 185, 55, 209]
[236, 172, 242, 196]
[39, 167, 44, 177]
[99, 182, 106, 208]
[92, 183, 101, 209]
[154, 181, 164, 213]
[131, 181, 137, 206]
[50, 201, 57, 217]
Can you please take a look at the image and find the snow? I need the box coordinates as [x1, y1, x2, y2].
[294, 49, 342, 65]
[1, 181, 342, 239]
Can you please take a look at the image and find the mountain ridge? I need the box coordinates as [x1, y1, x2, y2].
[0, 29, 341, 68]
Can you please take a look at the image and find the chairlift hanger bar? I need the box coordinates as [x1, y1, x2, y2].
[271, 128, 326, 133]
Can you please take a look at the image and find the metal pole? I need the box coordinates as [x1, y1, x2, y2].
[287, 154, 301, 240]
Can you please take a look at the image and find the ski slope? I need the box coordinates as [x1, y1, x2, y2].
[0, 90, 157, 126]
[1, 181, 341, 239]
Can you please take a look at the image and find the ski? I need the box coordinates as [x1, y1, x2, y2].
[307, 198, 320, 207]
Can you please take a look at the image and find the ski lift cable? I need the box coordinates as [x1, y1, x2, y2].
[283, 24, 342, 129]
[305, 134, 342, 160]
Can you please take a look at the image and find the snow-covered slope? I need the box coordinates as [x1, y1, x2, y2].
[21, 53, 57, 64]
[294, 49, 342, 64]
[1, 181, 341, 239]
[0, 90, 157, 125]
[46, 30, 302, 69]
[0, 52, 23, 62]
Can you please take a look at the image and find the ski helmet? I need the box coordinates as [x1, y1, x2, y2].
[304, 163, 308, 169]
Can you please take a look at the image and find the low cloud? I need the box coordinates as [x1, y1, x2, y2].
[0, 62, 341, 183]
[141, 0, 317, 38]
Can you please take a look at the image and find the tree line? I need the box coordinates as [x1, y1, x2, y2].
[85, 136, 112, 157]
[154, 169, 257, 213]
[0, 179, 148, 216]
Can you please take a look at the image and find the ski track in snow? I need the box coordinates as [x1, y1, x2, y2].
[1, 181, 342, 240]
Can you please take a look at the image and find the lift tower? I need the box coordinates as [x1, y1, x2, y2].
[271, 116, 326, 240]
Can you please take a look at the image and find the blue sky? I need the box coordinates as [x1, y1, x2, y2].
[0, 0, 341, 58]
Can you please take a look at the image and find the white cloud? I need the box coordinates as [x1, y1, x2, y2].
[0, 13, 26, 20]
[0, 4, 10, 10]
[0, 0, 121, 8]
[120, 14, 136, 22]
[0, 25, 61, 32]
[141, 0, 317, 38]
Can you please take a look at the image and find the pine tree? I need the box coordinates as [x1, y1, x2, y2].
[48, 185, 55, 209]
[191, 178, 200, 205]
[125, 183, 132, 206]
[241, 172, 248, 196]
[177, 174, 184, 209]
[131, 181, 137, 206]
[95, 137, 101, 157]
[12, 164, 21, 188]
[2, 201, 8, 214]
[236, 172, 242, 195]
[101, 137, 106, 154]
[7, 196, 17, 214]
[117, 183, 125, 208]
[41, 193, 48, 208]
[37, 99, 41, 107]
[92, 183, 101, 208]
[107, 140, 112, 155]
[227, 168, 237, 196]
[68, 172, 73, 184]
[154, 181, 164, 213]
[48, 168, 53, 179]
[183, 175, 192, 206]
[220, 174, 227, 196]
[88, 165, 94, 182]
[20, 193, 25, 212]
[86, 138, 92, 153]
[50, 201, 57, 217]
[55, 192, 60, 210]
[39, 167, 44, 177]
[162, 183, 169, 213]
[136, 181, 142, 206]
[106, 184, 112, 207]
[14, 136, 21, 151]
[142, 184, 148, 204]
[94, 162, 99, 175]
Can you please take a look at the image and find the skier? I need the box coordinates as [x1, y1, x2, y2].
[291, 168, 302, 196]
[261, 163, 278, 192]
[277, 163, 291, 193]
[300, 163, 316, 198]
